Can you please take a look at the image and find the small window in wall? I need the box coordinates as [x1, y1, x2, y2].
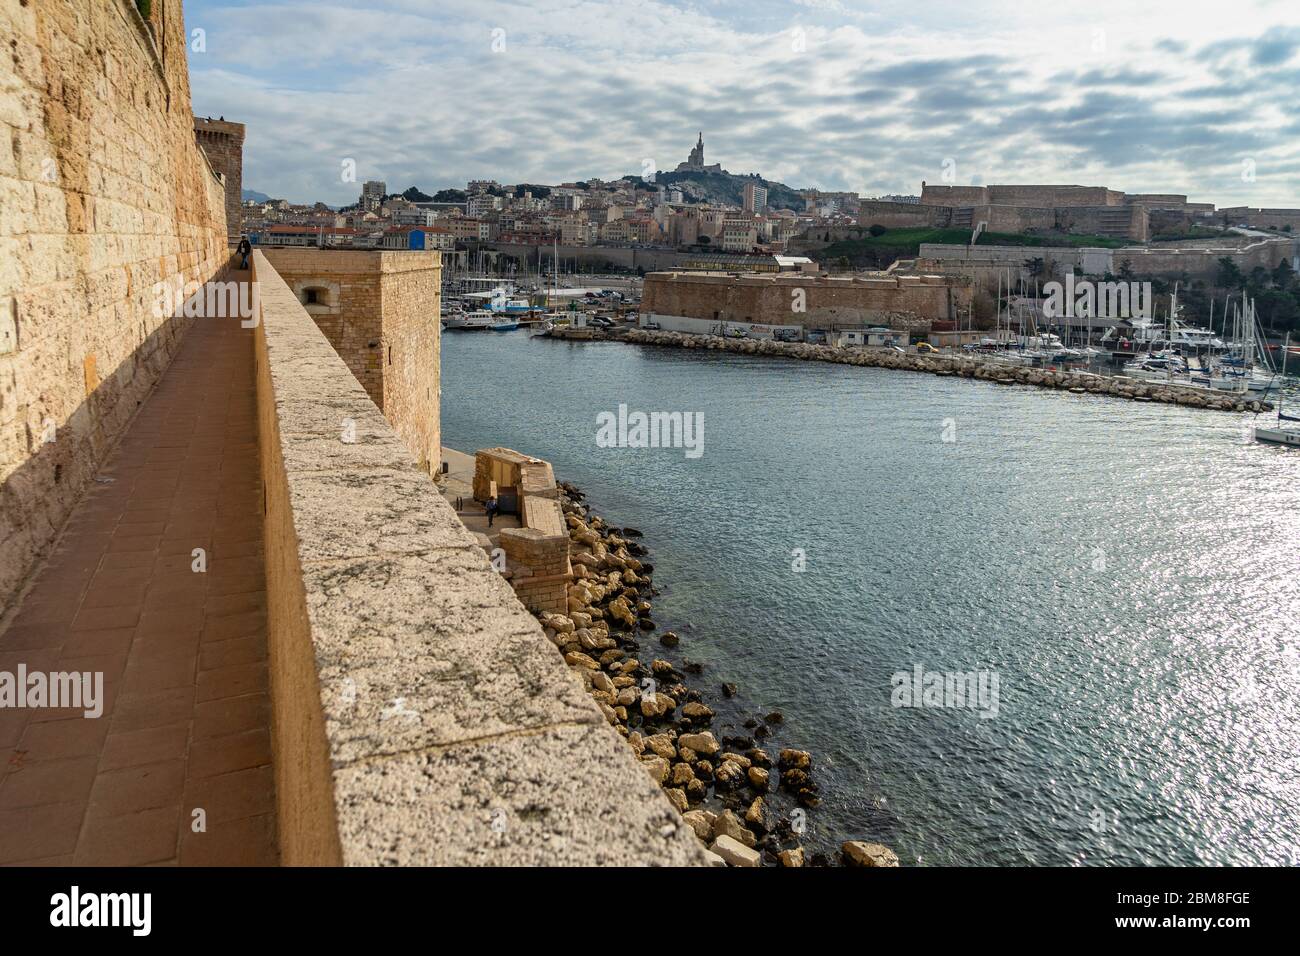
[387, 345, 393, 366]
[302, 287, 327, 306]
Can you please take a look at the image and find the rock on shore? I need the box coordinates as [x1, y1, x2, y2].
[619, 330, 1268, 416]
[531, 480, 896, 866]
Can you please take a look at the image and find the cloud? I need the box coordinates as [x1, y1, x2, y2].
[185, 0, 1300, 208]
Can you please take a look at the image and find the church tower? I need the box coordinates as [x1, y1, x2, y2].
[688, 132, 704, 167]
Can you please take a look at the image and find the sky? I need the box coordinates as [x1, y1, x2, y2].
[185, 0, 1300, 208]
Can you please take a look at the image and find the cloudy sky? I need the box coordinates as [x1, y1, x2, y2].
[186, 0, 1300, 208]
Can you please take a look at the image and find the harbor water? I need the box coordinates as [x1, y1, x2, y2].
[441, 329, 1300, 866]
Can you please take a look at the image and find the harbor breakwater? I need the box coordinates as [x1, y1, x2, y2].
[600, 329, 1273, 414]
[530, 480, 898, 868]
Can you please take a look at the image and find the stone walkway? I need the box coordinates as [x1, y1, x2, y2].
[437, 445, 521, 550]
[0, 302, 277, 866]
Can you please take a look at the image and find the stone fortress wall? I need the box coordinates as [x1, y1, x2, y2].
[642, 271, 973, 330]
[261, 248, 442, 473]
[1, 0, 229, 611]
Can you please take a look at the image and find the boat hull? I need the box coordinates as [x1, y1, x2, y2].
[1253, 427, 1300, 447]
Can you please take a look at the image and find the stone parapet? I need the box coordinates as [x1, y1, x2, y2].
[250, 251, 706, 865]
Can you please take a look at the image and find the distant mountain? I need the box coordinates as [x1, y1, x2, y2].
[241, 188, 271, 203]
[648, 169, 804, 211]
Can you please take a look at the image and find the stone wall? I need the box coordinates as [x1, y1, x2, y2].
[472, 448, 572, 615]
[249, 250, 707, 866]
[260, 248, 441, 472]
[642, 271, 972, 328]
[921, 184, 1128, 208]
[916, 236, 1296, 283]
[1217, 206, 1300, 230]
[0, 0, 229, 613]
[194, 116, 245, 238]
[855, 199, 1146, 239]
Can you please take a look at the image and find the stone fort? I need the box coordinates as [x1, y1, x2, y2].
[857, 181, 1223, 242]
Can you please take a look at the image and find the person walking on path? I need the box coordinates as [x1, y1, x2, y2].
[237, 235, 252, 270]
[485, 495, 499, 527]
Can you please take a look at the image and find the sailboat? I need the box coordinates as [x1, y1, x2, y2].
[1253, 332, 1298, 446]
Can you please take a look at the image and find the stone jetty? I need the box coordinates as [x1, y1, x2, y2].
[603, 329, 1272, 415]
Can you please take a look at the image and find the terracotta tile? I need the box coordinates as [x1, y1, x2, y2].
[17, 716, 110, 760]
[187, 729, 271, 779]
[0, 803, 86, 863]
[137, 606, 205, 637]
[193, 694, 268, 739]
[79, 584, 147, 609]
[99, 550, 157, 569]
[182, 765, 274, 826]
[208, 573, 266, 596]
[74, 805, 180, 865]
[0, 622, 65, 652]
[179, 813, 277, 866]
[88, 759, 186, 816]
[89, 564, 154, 588]
[196, 662, 267, 702]
[101, 724, 191, 772]
[198, 635, 266, 671]
[204, 592, 266, 618]
[54, 651, 130, 684]
[121, 655, 197, 695]
[200, 611, 263, 643]
[27, 681, 117, 724]
[0, 756, 99, 809]
[111, 688, 195, 734]
[58, 627, 135, 660]
[71, 604, 141, 631]
[0, 711, 29, 749]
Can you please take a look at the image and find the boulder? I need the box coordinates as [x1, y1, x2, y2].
[664, 788, 689, 813]
[678, 731, 720, 756]
[681, 810, 713, 841]
[778, 847, 805, 868]
[843, 841, 900, 868]
[710, 835, 761, 868]
[778, 748, 812, 770]
[644, 733, 677, 760]
[639, 755, 669, 785]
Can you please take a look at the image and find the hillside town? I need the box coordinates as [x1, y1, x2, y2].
[241, 132, 876, 267]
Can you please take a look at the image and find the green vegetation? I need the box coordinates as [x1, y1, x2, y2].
[816, 227, 1127, 268]
[1212, 257, 1300, 333]
[645, 169, 804, 211]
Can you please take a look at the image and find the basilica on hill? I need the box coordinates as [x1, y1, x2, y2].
[675, 131, 722, 173]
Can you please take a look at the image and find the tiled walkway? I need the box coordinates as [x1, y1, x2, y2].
[0, 296, 278, 865]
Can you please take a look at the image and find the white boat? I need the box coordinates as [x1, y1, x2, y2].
[1254, 425, 1300, 447]
[444, 310, 497, 331]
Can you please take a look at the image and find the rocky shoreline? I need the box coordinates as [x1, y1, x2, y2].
[574, 328, 1275, 415]
[528, 479, 899, 868]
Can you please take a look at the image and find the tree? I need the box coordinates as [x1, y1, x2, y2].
[868, 224, 887, 237]
[1216, 257, 1244, 290]
[1271, 258, 1293, 292]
